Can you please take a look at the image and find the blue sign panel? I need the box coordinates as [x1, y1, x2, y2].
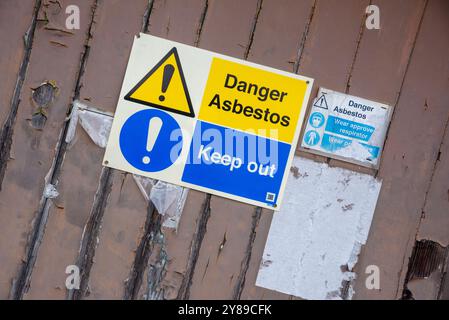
[321, 133, 352, 152]
[182, 121, 290, 206]
[119, 109, 182, 172]
[325, 115, 375, 142]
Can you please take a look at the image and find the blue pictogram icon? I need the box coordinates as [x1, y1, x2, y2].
[119, 109, 182, 172]
[304, 130, 320, 146]
[309, 112, 325, 128]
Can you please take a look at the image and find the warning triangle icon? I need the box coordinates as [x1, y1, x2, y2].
[313, 94, 329, 110]
[125, 47, 195, 117]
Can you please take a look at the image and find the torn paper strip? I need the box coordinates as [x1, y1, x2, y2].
[78, 108, 113, 148]
[256, 156, 382, 300]
[161, 186, 188, 230]
[65, 100, 113, 148]
[133, 174, 155, 202]
[132, 175, 189, 230]
[150, 181, 189, 230]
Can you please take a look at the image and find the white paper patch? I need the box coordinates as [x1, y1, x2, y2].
[256, 157, 382, 300]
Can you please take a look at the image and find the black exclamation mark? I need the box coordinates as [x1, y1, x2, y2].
[159, 64, 175, 102]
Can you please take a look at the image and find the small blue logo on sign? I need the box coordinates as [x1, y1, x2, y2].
[304, 130, 320, 146]
[309, 112, 325, 128]
[120, 109, 182, 172]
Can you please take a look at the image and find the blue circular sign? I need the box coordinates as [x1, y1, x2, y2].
[304, 130, 320, 146]
[309, 112, 325, 128]
[120, 109, 182, 172]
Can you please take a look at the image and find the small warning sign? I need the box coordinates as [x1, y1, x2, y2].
[104, 34, 314, 210]
[125, 47, 195, 117]
[301, 88, 392, 168]
[313, 93, 328, 109]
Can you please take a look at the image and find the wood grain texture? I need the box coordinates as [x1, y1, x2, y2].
[90, 0, 208, 298]
[354, 0, 449, 299]
[23, 0, 149, 299]
[240, 0, 317, 300]
[417, 118, 449, 246]
[182, 0, 260, 299]
[0, 0, 447, 300]
[0, 0, 94, 299]
[0, 0, 35, 125]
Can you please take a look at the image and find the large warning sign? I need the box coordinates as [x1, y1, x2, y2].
[104, 34, 313, 210]
[301, 88, 392, 168]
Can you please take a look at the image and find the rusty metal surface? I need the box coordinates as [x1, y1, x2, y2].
[0, 0, 448, 300]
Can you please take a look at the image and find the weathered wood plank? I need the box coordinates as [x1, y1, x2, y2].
[112, 0, 213, 300]
[246, 0, 313, 72]
[241, 0, 368, 299]
[0, 0, 35, 125]
[148, 0, 206, 45]
[1, 0, 445, 301]
[23, 0, 149, 299]
[86, 173, 148, 299]
[417, 119, 449, 246]
[87, 0, 207, 300]
[180, 0, 260, 299]
[327, 0, 426, 174]
[354, 0, 449, 299]
[0, 0, 95, 299]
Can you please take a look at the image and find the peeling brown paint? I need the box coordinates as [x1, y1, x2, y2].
[10, 0, 98, 300]
[29, 81, 58, 130]
[355, 0, 449, 299]
[0, 0, 448, 301]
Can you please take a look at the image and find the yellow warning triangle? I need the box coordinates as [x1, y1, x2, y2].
[125, 47, 194, 117]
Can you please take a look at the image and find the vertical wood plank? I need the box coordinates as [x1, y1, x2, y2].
[354, 0, 449, 299]
[242, 0, 369, 299]
[0, 0, 35, 124]
[0, 0, 95, 299]
[183, 0, 260, 299]
[417, 122, 449, 246]
[87, 0, 207, 299]
[23, 0, 149, 299]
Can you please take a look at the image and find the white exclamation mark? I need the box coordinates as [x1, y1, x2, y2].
[142, 117, 163, 164]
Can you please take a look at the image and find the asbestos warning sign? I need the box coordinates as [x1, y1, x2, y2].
[104, 34, 313, 210]
[301, 88, 392, 168]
